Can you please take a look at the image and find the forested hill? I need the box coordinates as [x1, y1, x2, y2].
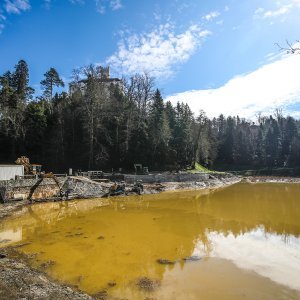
[1, 60, 300, 173]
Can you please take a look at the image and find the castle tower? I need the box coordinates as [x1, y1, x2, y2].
[100, 66, 110, 80]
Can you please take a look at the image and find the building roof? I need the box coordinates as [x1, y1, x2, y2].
[0, 165, 24, 167]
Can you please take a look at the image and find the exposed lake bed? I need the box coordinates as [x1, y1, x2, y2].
[1, 181, 300, 299]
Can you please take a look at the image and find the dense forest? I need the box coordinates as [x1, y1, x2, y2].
[1, 60, 300, 173]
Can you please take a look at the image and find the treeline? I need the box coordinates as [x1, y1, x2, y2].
[1, 60, 300, 172]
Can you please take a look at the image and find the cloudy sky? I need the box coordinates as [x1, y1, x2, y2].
[0, 0, 300, 118]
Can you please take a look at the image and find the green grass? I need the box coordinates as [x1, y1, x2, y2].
[187, 162, 226, 174]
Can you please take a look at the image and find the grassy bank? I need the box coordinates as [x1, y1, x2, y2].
[187, 162, 226, 175]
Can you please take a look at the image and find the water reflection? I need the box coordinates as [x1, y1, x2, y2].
[0, 183, 300, 298]
[0, 228, 22, 245]
[193, 227, 300, 291]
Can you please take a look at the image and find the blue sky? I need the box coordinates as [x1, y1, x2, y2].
[0, 0, 300, 118]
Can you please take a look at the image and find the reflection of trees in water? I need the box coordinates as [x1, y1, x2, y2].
[190, 183, 300, 238]
[108, 183, 300, 271]
[1, 200, 110, 242]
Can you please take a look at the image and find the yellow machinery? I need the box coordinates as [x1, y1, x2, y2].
[15, 156, 42, 175]
[15, 156, 63, 201]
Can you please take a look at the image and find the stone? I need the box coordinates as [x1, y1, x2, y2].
[136, 277, 161, 291]
[156, 258, 176, 265]
[183, 255, 201, 262]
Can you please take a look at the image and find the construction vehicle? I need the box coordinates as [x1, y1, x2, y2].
[131, 180, 144, 195]
[134, 164, 149, 175]
[15, 156, 42, 175]
[109, 182, 126, 196]
[15, 156, 65, 201]
[102, 182, 126, 197]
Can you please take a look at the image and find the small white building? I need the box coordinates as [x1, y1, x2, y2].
[0, 165, 24, 181]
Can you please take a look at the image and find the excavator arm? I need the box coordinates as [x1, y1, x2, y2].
[28, 172, 63, 201]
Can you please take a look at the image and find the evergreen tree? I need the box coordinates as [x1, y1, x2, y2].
[12, 60, 34, 103]
[148, 89, 170, 167]
[222, 117, 235, 164]
[41, 67, 64, 101]
[282, 116, 298, 164]
[255, 125, 264, 165]
[2, 59, 300, 172]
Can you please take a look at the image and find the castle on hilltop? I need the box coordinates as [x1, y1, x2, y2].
[69, 66, 123, 95]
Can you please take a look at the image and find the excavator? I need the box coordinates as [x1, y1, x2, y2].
[15, 156, 64, 201]
[15, 156, 42, 175]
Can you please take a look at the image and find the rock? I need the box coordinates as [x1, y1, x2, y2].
[94, 289, 108, 299]
[136, 277, 161, 291]
[107, 281, 116, 287]
[156, 258, 176, 265]
[183, 255, 201, 262]
[0, 254, 6, 259]
[40, 260, 55, 270]
[14, 262, 25, 269]
[0, 239, 11, 244]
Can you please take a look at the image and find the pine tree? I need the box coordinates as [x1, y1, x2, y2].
[282, 116, 298, 162]
[41, 68, 64, 101]
[12, 60, 34, 103]
[148, 89, 170, 167]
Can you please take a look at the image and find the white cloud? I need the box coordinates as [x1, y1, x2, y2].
[265, 6, 289, 18]
[4, 0, 30, 14]
[263, 5, 290, 18]
[95, 0, 123, 14]
[254, 0, 300, 19]
[166, 53, 300, 119]
[193, 228, 300, 291]
[110, 0, 122, 11]
[0, 1, 30, 34]
[107, 23, 211, 79]
[95, 0, 105, 14]
[0, 12, 6, 21]
[202, 11, 220, 21]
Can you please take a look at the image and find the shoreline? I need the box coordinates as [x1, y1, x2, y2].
[0, 173, 240, 220]
[1, 174, 300, 299]
[245, 176, 300, 183]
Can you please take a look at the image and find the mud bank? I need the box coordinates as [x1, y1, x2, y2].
[245, 176, 300, 183]
[0, 173, 240, 219]
[142, 173, 240, 194]
[0, 248, 92, 300]
[0, 173, 240, 300]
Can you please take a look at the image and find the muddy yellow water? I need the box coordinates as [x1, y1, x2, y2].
[1, 183, 300, 299]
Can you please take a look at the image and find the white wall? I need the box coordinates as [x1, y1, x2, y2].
[0, 165, 24, 181]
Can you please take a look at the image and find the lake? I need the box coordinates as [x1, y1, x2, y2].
[1, 182, 300, 299]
